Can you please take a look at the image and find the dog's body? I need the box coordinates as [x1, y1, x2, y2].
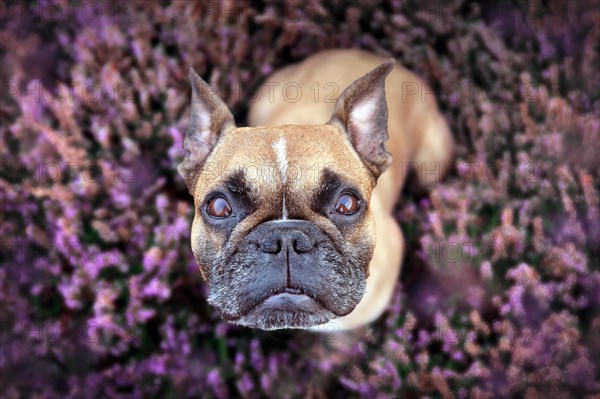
[248, 50, 453, 329]
[179, 49, 452, 331]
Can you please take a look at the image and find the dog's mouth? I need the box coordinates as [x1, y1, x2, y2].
[224, 288, 337, 330]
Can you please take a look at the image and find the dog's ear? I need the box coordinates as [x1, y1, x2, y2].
[178, 68, 236, 193]
[328, 59, 394, 179]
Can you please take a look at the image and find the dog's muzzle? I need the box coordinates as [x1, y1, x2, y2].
[208, 219, 365, 330]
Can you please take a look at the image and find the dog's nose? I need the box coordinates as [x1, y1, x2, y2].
[258, 225, 315, 254]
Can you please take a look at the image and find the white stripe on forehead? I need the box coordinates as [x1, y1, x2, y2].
[271, 136, 288, 219]
[272, 137, 287, 183]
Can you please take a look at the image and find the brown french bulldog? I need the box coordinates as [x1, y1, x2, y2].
[179, 49, 453, 331]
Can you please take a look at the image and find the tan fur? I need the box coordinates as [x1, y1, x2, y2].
[191, 124, 376, 280]
[248, 49, 453, 329]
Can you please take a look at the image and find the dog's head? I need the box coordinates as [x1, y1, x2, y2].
[178, 60, 394, 330]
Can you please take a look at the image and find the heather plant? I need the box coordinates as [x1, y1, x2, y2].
[0, 1, 599, 398]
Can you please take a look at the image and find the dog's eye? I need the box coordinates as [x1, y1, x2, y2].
[333, 193, 359, 215]
[206, 196, 232, 218]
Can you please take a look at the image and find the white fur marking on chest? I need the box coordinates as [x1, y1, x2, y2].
[271, 137, 289, 219]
